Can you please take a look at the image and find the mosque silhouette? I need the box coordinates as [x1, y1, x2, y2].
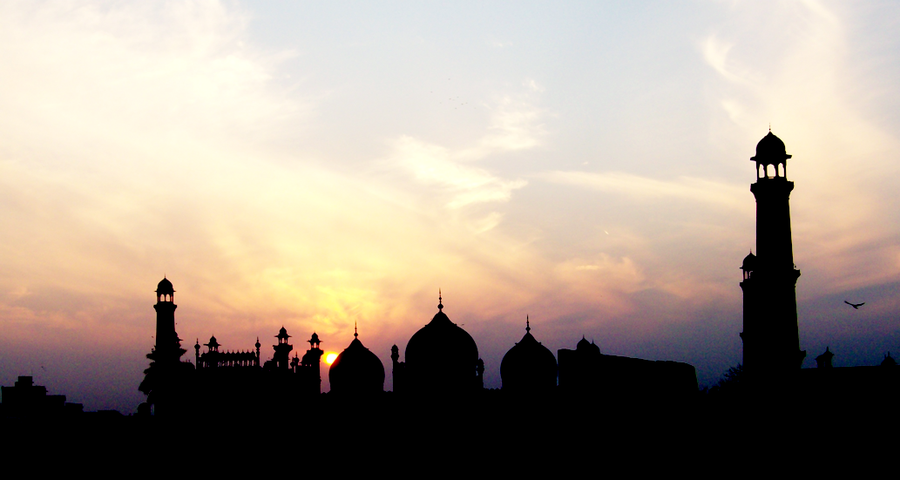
[140, 277, 698, 419]
[6, 132, 896, 433]
[131, 131, 899, 423]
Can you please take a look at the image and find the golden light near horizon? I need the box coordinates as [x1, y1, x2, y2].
[325, 352, 338, 365]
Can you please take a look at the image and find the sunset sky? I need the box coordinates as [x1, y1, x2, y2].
[2, 1, 899, 413]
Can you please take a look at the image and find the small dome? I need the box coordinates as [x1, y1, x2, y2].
[575, 336, 600, 354]
[276, 327, 290, 340]
[751, 131, 791, 165]
[156, 277, 174, 295]
[742, 252, 757, 271]
[501, 323, 557, 393]
[405, 304, 479, 394]
[329, 334, 385, 395]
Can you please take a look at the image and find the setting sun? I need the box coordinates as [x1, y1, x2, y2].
[325, 352, 338, 365]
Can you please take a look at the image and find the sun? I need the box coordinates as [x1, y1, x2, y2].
[325, 352, 338, 365]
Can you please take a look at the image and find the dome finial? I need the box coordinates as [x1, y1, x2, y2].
[769, 123, 771, 133]
[526, 315, 531, 333]
[438, 289, 443, 311]
[354, 321, 358, 338]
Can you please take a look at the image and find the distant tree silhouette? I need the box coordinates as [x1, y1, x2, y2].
[708, 364, 744, 397]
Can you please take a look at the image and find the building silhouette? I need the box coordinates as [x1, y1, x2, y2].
[557, 337, 697, 400]
[391, 293, 484, 397]
[1, 376, 83, 421]
[140, 278, 326, 418]
[740, 131, 805, 388]
[138, 277, 192, 417]
[500, 317, 557, 394]
[137, 278, 707, 422]
[328, 325, 385, 396]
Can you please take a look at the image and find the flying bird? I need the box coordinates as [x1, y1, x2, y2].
[845, 300, 865, 309]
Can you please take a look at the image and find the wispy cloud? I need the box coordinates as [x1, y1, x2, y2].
[543, 171, 747, 211]
[386, 136, 527, 210]
[479, 91, 546, 152]
[380, 81, 545, 219]
[700, 0, 900, 294]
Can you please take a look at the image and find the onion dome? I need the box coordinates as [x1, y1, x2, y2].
[881, 352, 896, 367]
[329, 329, 385, 395]
[405, 294, 479, 394]
[500, 318, 557, 393]
[156, 277, 174, 295]
[751, 131, 791, 165]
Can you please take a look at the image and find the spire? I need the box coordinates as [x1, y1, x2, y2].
[526, 315, 531, 334]
[354, 321, 358, 338]
[438, 289, 443, 312]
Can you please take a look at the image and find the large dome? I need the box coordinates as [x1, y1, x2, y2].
[751, 131, 791, 165]
[500, 321, 557, 393]
[329, 333, 385, 395]
[405, 301, 479, 394]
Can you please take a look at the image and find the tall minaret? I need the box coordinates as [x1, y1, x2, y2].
[153, 276, 182, 363]
[740, 131, 805, 385]
[140, 277, 187, 416]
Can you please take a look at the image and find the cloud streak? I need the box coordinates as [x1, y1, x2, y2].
[543, 171, 747, 211]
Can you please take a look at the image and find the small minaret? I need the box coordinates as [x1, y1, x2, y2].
[272, 327, 294, 369]
[391, 344, 404, 394]
[741, 131, 805, 387]
[300, 332, 324, 394]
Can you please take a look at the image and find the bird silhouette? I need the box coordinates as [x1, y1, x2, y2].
[845, 300, 865, 309]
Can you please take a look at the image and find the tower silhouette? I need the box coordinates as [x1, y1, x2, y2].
[140, 277, 189, 417]
[740, 131, 805, 386]
[272, 327, 293, 370]
[153, 277, 180, 362]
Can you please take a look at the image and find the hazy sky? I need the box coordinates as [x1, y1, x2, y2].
[2, 1, 899, 413]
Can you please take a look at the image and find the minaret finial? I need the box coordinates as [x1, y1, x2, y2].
[354, 321, 358, 338]
[526, 315, 531, 333]
[438, 289, 443, 311]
